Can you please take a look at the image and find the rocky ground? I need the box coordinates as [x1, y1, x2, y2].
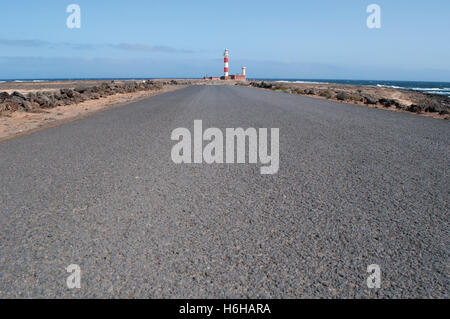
[241, 81, 450, 120]
[5, 78, 448, 119]
[0, 80, 196, 141]
[0, 79, 195, 114]
[1, 79, 448, 141]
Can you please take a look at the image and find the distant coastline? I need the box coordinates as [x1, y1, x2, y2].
[1, 78, 449, 96]
[254, 79, 450, 96]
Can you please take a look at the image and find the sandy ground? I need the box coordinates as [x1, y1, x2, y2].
[0, 85, 184, 142]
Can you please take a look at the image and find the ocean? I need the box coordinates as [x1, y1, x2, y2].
[252, 79, 450, 96]
[1, 78, 449, 96]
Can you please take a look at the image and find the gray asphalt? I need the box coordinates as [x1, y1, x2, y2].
[0, 85, 448, 298]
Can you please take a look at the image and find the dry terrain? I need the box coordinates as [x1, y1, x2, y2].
[1, 78, 449, 142]
[243, 81, 450, 120]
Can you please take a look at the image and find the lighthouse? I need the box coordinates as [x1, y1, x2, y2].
[203, 49, 246, 81]
[224, 48, 229, 77]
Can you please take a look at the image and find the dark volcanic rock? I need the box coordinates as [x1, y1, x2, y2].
[11, 91, 27, 100]
[336, 92, 350, 101]
[74, 87, 90, 94]
[378, 98, 391, 106]
[52, 92, 63, 100]
[424, 105, 438, 113]
[10, 95, 26, 105]
[319, 90, 333, 99]
[0, 92, 10, 103]
[408, 104, 423, 113]
[2, 95, 29, 111]
[27, 92, 37, 102]
[363, 95, 378, 104]
[81, 91, 94, 99]
[378, 98, 400, 108]
[90, 86, 100, 93]
[22, 100, 34, 111]
[261, 82, 273, 89]
[421, 99, 441, 113]
[73, 91, 86, 103]
[60, 88, 74, 98]
[36, 95, 53, 108]
[1, 80, 168, 115]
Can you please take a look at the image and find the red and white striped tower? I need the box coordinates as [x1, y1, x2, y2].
[224, 49, 229, 77]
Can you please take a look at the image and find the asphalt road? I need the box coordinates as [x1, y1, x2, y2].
[0, 85, 448, 298]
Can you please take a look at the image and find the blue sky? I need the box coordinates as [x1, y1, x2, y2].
[0, 0, 449, 81]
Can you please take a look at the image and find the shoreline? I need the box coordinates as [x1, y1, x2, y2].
[260, 79, 450, 96]
[240, 81, 450, 120]
[1, 78, 449, 142]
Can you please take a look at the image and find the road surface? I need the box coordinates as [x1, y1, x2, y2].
[0, 85, 448, 298]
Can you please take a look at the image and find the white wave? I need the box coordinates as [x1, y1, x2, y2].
[13, 80, 25, 82]
[411, 87, 450, 91]
[272, 81, 450, 95]
[426, 91, 450, 95]
[275, 80, 328, 84]
[32, 80, 48, 82]
[376, 84, 404, 89]
[375, 84, 450, 95]
[294, 80, 328, 84]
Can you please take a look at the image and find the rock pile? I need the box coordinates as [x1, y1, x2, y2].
[0, 80, 169, 113]
[246, 81, 450, 116]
